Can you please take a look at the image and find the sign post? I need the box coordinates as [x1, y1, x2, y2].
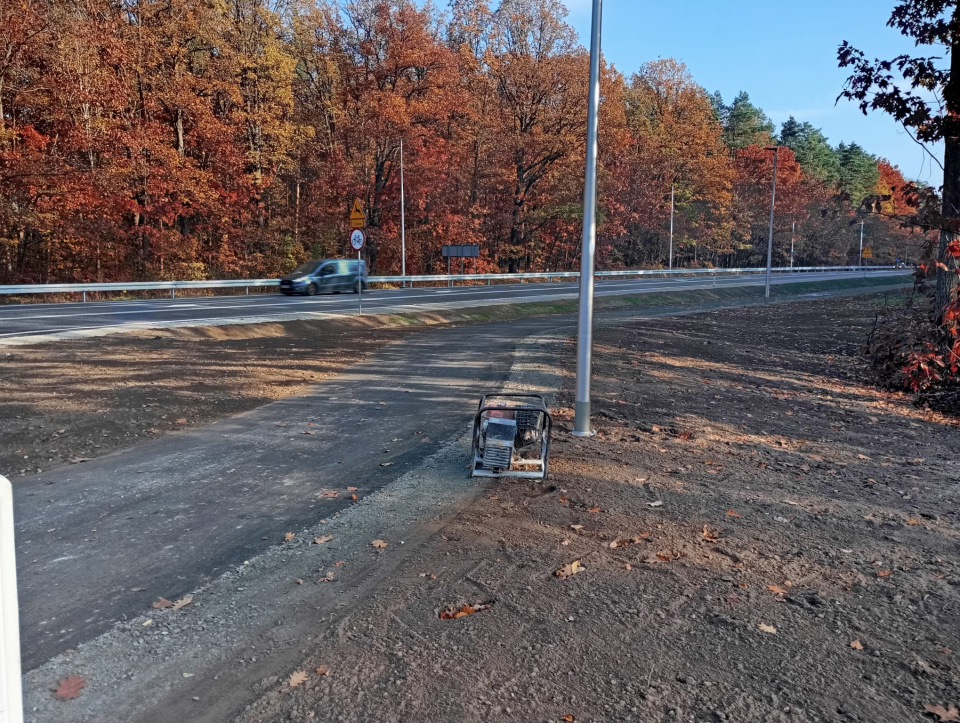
[0, 475, 22, 723]
[350, 229, 365, 316]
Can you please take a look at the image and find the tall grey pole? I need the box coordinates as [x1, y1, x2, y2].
[791, 221, 795, 269]
[573, 0, 602, 437]
[765, 146, 778, 299]
[669, 183, 674, 271]
[859, 220, 864, 268]
[400, 138, 407, 286]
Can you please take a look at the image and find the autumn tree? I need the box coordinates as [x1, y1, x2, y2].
[839, 0, 960, 319]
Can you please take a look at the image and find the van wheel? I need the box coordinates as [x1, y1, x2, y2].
[306, 283, 318, 296]
[353, 282, 361, 294]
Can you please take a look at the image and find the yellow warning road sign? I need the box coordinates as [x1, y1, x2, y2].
[862, 246, 873, 259]
[349, 199, 365, 229]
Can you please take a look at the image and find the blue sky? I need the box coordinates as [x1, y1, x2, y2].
[563, 0, 945, 183]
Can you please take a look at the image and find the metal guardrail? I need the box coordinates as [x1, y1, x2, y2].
[0, 475, 22, 723]
[0, 266, 903, 299]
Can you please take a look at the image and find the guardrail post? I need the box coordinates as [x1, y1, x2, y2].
[245, 287, 249, 295]
[82, 291, 86, 303]
[171, 288, 175, 299]
[0, 475, 23, 723]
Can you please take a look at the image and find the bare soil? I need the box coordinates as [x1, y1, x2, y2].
[234, 294, 960, 723]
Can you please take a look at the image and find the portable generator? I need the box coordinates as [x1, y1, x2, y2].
[470, 394, 553, 479]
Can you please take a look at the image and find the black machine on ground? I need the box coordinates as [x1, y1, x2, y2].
[470, 394, 552, 480]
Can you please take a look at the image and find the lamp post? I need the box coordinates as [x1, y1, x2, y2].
[791, 221, 795, 269]
[400, 138, 407, 286]
[859, 220, 864, 268]
[764, 145, 779, 299]
[669, 183, 675, 271]
[573, 0, 602, 437]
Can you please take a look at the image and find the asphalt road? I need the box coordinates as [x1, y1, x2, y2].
[14, 318, 553, 670]
[0, 270, 908, 341]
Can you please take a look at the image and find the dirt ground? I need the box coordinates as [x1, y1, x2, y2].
[231, 293, 960, 723]
[0, 319, 418, 478]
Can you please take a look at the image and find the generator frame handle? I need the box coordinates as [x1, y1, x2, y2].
[476, 393, 549, 413]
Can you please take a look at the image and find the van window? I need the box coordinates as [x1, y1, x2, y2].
[318, 263, 334, 276]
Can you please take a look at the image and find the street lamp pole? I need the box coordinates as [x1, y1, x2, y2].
[765, 145, 779, 299]
[573, 0, 602, 437]
[400, 138, 407, 286]
[791, 221, 795, 269]
[859, 220, 864, 268]
[669, 183, 675, 271]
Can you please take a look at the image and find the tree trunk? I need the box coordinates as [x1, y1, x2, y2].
[936, 6, 960, 321]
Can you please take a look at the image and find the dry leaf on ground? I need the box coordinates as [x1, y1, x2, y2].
[347, 486, 358, 491]
[317, 572, 335, 583]
[372, 539, 388, 549]
[175, 418, 187, 424]
[313, 535, 333, 544]
[562, 716, 576, 722]
[151, 597, 173, 609]
[767, 585, 789, 595]
[172, 595, 193, 610]
[850, 640, 864, 650]
[54, 675, 86, 700]
[570, 525, 584, 531]
[702, 525, 719, 542]
[877, 569, 892, 578]
[440, 602, 492, 620]
[316, 666, 329, 676]
[284, 532, 296, 542]
[758, 623, 778, 634]
[321, 490, 338, 498]
[726, 509, 743, 518]
[648, 500, 663, 508]
[924, 704, 960, 722]
[288, 671, 308, 688]
[555, 560, 583, 579]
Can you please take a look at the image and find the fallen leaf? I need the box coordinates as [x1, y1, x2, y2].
[314, 535, 334, 544]
[562, 716, 575, 722]
[172, 595, 193, 610]
[648, 500, 663, 508]
[284, 532, 296, 542]
[142, 619, 153, 626]
[316, 666, 329, 676]
[288, 671, 308, 688]
[68, 457, 91, 464]
[702, 525, 719, 542]
[877, 569, 892, 578]
[558, 496, 569, 504]
[54, 675, 86, 700]
[372, 539, 388, 549]
[334, 561, 345, 567]
[570, 525, 584, 531]
[758, 623, 777, 634]
[767, 585, 788, 595]
[907, 519, 920, 526]
[175, 418, 187, 424]
[317, 571, 335, 583]
[555, 560, 583, 579]
[588, 506, 601, 513]
[296, 579, 303, 585]
[655, 551, 677, 562]
[351, 494, 358, 500]
[924, 704, 960, 721]
[726, 509, 743, 518]
[347, 486, 358, 491]
[152, 597, 173, 609]
[784, 500, 799, 506]
[850, 639, 864, 650]
[440, 602, 492, 620]
[321, 490, 338, 498]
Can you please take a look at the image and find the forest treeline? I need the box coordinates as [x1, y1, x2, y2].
[0, 0, 931, 283]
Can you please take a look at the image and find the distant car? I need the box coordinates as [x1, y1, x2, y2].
[279, 259, 368, 296]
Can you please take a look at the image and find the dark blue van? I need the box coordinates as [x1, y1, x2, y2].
[279, 259, 369, 296]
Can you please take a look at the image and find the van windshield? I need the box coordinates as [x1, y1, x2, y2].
[292, 261, 320, 274]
